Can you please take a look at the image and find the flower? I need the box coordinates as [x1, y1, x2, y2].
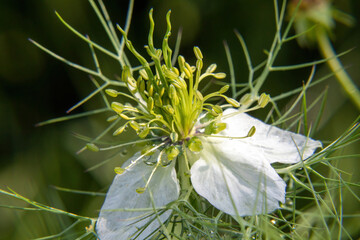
[95, 10, 322, 240]
[96, 108, 321, 239]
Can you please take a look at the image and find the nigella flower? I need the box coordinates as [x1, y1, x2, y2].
[95, 10, 322, 240]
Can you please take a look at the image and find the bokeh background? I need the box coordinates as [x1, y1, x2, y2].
[0, 0, 359, 239]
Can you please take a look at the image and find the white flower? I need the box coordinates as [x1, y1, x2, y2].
[96, 109, 321, 239]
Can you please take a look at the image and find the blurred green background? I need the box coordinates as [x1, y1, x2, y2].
[0, 0, 359, 239]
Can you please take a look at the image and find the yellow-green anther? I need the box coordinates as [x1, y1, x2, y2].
[114, 167, 125, 175]
[129, 121, 140, 131]
[224, 96, 240, 108]
[173, 67, 179, 76]
[86, 143, 99, 152]
[212, 105, 223, 115]
[247, 126, 256, 137]
[105, 89, 119, 97]
[164, 68, 178, 79]
[111, 102, 124, 113]
[119, 113, 132, 120]
[154, 93, 162, 107]
[107, 115, 119, 122]
[194, 46, 203, 59]
[138, 127, 150, 138]
[185, 62, 192, 72]
[156, 49, 162, 59]
[213, 122, 227, 134]
[121, 65, 131, 82]
[240, 93, 252, 106]
[169, 84, 179, 104]
[113, 125, 127, 136]
[127, 76, 137, 88]
[148, 84, 154, 97]
[258, 93, 270, 108]
[188, 136, 203, 153]
[163, 105, 174, 114]
[178, 55, 185, 72]
[170, 132, 178, 142]
[183, 68, 192, 79]
[206, 63, 217, 73]
[196, 90, 203, 101]
[136, 187, 145, 194]
[214, 72, 226, 79]
[147, 97, 154, 111]
[139, 79, 146, 93]
[165, 146, 180, 160]
[196, 59, 203, 70]
[160, 87, 165, 97]
[219, 85, 230, 94]
[139, 69, 149, 80]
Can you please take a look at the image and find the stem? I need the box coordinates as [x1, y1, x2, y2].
[316, 29, 360, 110]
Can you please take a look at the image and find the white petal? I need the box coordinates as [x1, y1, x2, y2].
[191, 139, 286, 216]
[221, 108, 322, 164]
[96, 151, 180, 240]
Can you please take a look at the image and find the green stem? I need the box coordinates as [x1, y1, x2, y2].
[316, 29, 360, 110]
